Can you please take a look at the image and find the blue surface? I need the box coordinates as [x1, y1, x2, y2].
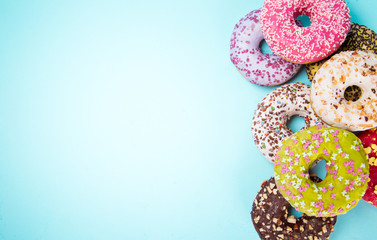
[0, 0, 376, 239]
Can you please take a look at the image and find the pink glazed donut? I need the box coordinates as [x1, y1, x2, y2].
[230, 9, 301, 86]
[260, 0, 351, 64]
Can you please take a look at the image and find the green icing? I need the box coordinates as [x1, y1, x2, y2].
[274, 125, 369, 217]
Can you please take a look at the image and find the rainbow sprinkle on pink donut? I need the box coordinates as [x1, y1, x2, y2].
[260, 0, 351, 64]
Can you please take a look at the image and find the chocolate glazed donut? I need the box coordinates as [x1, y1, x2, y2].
[251, 178, 337, 240]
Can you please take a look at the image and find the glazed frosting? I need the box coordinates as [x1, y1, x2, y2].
[260, 0, 351, 64]
[311, 50, 377, 131]
[230, 9, 301, 86]
[275, 125, 369, 217]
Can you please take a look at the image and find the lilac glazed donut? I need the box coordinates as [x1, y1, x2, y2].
[230, 9, 301, 86]
[260, 0, 351, 64]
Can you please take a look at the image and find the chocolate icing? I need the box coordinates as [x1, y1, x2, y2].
[251, 178, 337, 240]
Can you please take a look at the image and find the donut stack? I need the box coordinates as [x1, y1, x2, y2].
[230, 0, 377, 239]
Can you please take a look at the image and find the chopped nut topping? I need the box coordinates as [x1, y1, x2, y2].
[287, 215, 296, 224]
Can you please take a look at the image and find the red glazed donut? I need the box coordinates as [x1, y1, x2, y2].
[357, 128, 377, 207]
[260, 0, 351, 64]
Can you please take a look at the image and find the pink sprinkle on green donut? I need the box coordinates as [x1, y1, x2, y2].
[274, 126, 368, 217]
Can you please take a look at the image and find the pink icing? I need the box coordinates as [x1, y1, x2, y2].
[260, 0, 351, 63]
[230, 9, 301, 86]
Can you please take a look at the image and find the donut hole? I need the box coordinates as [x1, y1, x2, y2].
[295, 14, 311, 27]
[259, 40, 273, 55]
[287, 115, 305, 133]
[288, 206, 303, 218]
[309, 159, 327, 182]
[344, 85, 362, 102]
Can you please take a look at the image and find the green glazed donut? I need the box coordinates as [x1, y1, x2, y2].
[274, 125, 369, 217]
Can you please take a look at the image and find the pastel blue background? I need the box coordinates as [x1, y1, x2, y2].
[0, 0, 376, 239]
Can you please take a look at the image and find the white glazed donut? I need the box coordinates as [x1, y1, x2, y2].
[252, 82, 324, 162]
[230, 9, 301, 86]
[311, 50, 377, 131]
